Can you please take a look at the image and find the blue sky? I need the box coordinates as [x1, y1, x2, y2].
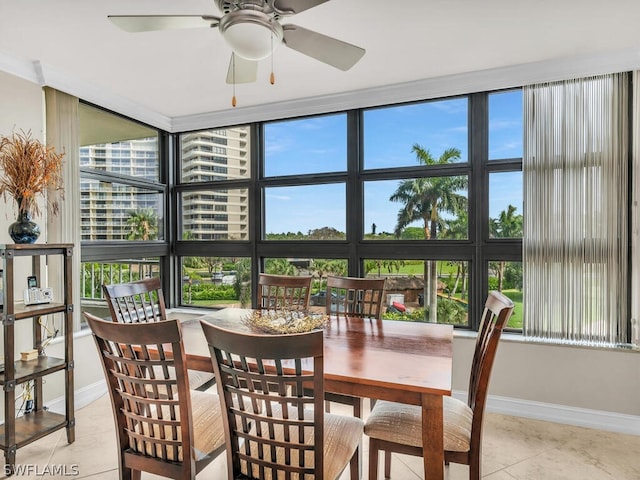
[263, 90, 523, 235]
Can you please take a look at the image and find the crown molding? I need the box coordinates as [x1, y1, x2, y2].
[0, 51, 172, 131]
[3, 46, 640, 133]
[172, 46, 640, 132]
[0, 50, 41, 84]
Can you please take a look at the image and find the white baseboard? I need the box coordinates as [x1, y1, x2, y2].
[45, 383, 640, 437]
[46, 380, 107, 414]
[453, 390, 640, 436]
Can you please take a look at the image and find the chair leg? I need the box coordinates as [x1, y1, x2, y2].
[349, 444, 360, 480]
[368, 439, 380, 480]
[384, 451, 391, 479]
[325, 400, 331, 413]
[353, 397, 362, 418]
[469, 452, 481, 480]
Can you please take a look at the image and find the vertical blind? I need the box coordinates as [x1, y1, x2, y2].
[631, 72, 640, 345]
[523, 73, 628, 345]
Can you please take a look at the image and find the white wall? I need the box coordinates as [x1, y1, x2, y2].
[0, 71, 103, 413]
[453, 335, 640, 416]
[0, 70, 43, 237]
[1, 70, 639, 432]
[0, 71, 46, 363]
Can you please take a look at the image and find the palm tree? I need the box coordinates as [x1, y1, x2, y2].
[127, 208, 159, 241]
[309, 259, 331, 292]
[265, 258, 297, 275]
[441, 212, 469, 299]
[489, 205, 523, 291]
[126, 208, 159, 278]
[490, 204, 523, 239]
[327, 259, 348, 277]
[390, 144, 467, 322]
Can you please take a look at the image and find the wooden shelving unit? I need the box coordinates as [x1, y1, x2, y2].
[0, 244, 74, 473]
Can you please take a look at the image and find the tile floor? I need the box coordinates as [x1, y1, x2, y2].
[5, 393, 640, 480]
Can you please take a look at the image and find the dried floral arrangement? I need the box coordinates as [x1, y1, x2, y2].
[0, 130, 65, 218]
[243, 309, 329, 334]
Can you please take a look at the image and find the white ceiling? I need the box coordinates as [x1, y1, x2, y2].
[1, 0, 640, 132]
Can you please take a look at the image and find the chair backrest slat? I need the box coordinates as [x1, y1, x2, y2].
[201, 321, 325, 479]
[325, 276, 386, 319]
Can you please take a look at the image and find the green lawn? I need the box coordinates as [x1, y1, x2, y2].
[501, 289, 523, 329]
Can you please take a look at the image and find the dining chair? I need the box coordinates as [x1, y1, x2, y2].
[257, 273, 313, 312]
[84, 312, 226, 480]
[103, 277, 166, 324]
[324, 275, 386, 418]
[102, 277, 216, 391]
[363, 290, 515, 480]
[325, 276, 386, 320]
[200, 320, 364, 480]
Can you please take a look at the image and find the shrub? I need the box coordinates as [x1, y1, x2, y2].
[382, 298, 467, 325]
[185, 283, 236, 301]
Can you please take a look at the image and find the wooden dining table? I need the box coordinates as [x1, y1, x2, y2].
[178, 308, 453, 480]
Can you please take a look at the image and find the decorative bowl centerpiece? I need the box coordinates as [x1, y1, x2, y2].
[243, 309, 328, 334]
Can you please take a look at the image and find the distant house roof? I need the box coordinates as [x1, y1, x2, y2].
[381, 276, 446, 291]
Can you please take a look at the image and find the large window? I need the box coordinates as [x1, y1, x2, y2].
[79, 103, 167, 324]
[81, 76, 634, 342]
[84, 89, 526, 331]
[171, 93, 525, 329]
[176, 126, 253, 309]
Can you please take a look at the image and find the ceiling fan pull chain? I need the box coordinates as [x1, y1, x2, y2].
[270, 31, 276, 85]
[231, 53, 237, 107]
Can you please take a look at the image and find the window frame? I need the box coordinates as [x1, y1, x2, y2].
[171, 94, 524, 330]
[79, 102, 172, 321]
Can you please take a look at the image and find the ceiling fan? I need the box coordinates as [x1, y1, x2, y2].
[108, 0, 366, 88]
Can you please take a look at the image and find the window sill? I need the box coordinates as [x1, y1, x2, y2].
[454, 329, 640, 353]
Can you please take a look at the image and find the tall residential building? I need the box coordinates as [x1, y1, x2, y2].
[180, 128, 250, 240]
[80, 127, 250, 241]
[80, 138, 160, 241]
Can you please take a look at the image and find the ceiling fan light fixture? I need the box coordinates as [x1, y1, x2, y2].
[220, 10, 283, 61]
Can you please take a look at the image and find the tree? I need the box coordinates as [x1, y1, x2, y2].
[327, 259, 348, 277]
[309, 259, 331, 292]
[234, 258, 252, 307]
[126, 208, 159, 278]
[265, 258, 297, 275]
[382, 259, 405, 275]
[440, 212, 469, 299]
[490, 204, 523, 239]
[489, 205, 523, 291]
[399, 226, 425, 240]
[203, 257, 224, 275]
[307, 227, 344, 240]
[390, 145, 467, 322]
[127, 208, 158, 241]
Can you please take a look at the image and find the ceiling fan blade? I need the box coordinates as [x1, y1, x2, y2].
[282, 25, 365, 71]
[226, 53, 258, 84]
[108, 15, 220, 33]
[273, 0, 330, 15]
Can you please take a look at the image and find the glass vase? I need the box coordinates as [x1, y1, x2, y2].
[8, 209, 41, 244]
